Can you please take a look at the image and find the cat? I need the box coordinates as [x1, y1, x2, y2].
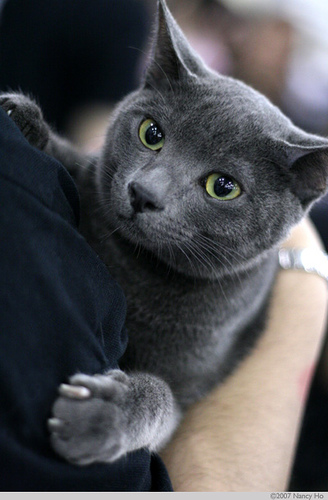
[1, 0, 328, 466]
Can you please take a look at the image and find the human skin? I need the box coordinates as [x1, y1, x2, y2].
[161, 219, 328, 492]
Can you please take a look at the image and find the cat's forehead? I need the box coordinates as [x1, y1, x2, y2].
[137, 74, 290, 143]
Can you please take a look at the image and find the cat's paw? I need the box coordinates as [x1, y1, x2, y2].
[0, 92, 49, 149]
[48, 370, 132, 465]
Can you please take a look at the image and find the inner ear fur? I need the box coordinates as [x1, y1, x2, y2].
[290, 149, 328, 208]
[143, 0, 209, 89]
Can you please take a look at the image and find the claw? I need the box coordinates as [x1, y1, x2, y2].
[59, 383, 91, 399]
[47, 417, 64, 431]
[7, 109, 13, 116]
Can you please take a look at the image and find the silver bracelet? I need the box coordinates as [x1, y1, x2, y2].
[278, 247, 328, 282]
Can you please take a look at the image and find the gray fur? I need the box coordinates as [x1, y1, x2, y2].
[2, 0, 328, 465]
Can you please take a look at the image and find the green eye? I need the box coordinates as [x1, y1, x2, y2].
[205, 173, 241, 200]
[139, 118, 165, 151]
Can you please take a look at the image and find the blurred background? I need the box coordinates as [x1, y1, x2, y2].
[0, 0, 327, 491]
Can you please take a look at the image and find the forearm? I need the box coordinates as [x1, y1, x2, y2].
[161, 220, 328, 491]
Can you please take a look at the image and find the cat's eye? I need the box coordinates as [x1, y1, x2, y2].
[205, 173, 241, 201]
[139, 118, 165, 151]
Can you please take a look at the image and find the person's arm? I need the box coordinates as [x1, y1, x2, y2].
[161, 218, 328, 492]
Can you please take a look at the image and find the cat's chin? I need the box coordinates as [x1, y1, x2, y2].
[112, 218, 236, 281]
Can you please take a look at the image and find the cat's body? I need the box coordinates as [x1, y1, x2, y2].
[2, 0, 328, 465]
[81, 176, 277, 407]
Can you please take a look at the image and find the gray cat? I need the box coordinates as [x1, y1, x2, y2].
[1, 0, 328, 466]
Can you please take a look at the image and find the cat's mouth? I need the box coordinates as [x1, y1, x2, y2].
[116, 211, 193, 247]
[114, 210, 250, 279]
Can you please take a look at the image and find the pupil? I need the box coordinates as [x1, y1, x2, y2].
[146, 123, 163, 145]
[214, 176, 234, 197]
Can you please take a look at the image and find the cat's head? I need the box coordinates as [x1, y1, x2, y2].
[98, 0, 328, 279]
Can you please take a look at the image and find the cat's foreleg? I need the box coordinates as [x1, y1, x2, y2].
[48, 369, 181, 465]
[0, 92, 90, 178]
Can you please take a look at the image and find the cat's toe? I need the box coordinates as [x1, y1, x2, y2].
[68, 370, 129, 399]
[49, 395, 128, 464]
[0, 92, 49, 149]
[49, 372, 132, 464]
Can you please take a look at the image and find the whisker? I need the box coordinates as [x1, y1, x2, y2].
[193, 232, 252, 284]
[195, 235, 246, 288]
[99, 224, 123, 244]
[183, 240, 213, 275]
[175, 240, 197, 278]
[195, 232, 247, 262]
[183, 240, 229, 302]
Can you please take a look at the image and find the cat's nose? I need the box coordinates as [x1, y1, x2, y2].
[128, 182, 164, 214]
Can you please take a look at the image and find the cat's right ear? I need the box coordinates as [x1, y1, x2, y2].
[280, 134, 328, 209]
[143, 0, 209, 90]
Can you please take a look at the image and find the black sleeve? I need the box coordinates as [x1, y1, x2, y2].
[0, 108, 172, 491]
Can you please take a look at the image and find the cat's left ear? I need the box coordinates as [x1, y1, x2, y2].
[143, 0, 210, 90]
[281, 132, 328, 208]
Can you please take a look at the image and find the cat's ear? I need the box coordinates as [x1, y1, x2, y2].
[143, 0, 209, 90]
[280, 132, 328, 208]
